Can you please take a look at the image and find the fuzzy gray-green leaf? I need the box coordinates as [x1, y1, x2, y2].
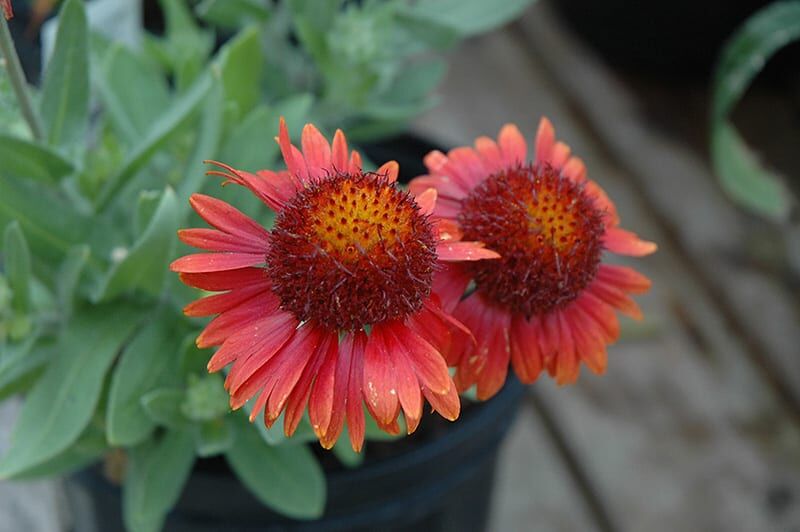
[0, 306, 143, 478]
[39, 0, 89, 152]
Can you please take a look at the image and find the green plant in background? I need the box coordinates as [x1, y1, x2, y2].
[710, 0, 800, 221]
[199, 0, 535, 138]
[0, 0, 535, 530]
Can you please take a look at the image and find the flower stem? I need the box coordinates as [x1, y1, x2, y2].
[0, 16, 44, 141]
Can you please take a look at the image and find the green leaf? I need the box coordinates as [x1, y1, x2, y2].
[400, 0, 537, 36]
[56, 245, 90, 314]
[9, 421, 107, 480]
[196, 0, 271, 29]
[219, 105, 280, 171]
[96, 73, 213, 210]
[94, 187, 179, 301]
[179, 332, 209, 376]
[712, 2, 800, 121]
[0, 305, 143, 478]
[181, 373, 230, 422]
[194, 417, 234, 457]
[711, 122, 791, 220]
[394, 8, 459, 50]
[141, 388, 188, 429]
[275, 93, 314, 137]
[287, 0, 344, 63]
[123, 430, 195, 532]
[154, 0, 215, 92]
[39, 0, 89, 151]
[332, 432, 364, 468]
[216, 27, 264, 115]
[3, 221, 31, 313]
[133, 190, 163, 237]
[709, 2, 800, 220]
[176, 81, 224, 219]
[96, 44, 171, 144]
[0, 335, 51, 400]
[0, 134, 75, 184]
[106, 311, 183, 446]
[0, 176, 89, 262]
[226, 418, 325, 519]
[362, 58, 445, 122]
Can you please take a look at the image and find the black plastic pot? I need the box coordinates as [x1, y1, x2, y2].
[68, 378, 525, 532]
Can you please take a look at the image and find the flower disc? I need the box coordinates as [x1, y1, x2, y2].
[267, 173, 437, 330]
[458, 164, 604, 317]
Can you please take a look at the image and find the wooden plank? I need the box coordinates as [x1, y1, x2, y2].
[489, 403, 601, 532]
[412, 17, 800, 530]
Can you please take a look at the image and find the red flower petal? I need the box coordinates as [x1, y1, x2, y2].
[534, 117, 556, 167]
[263, 324, 326, 422]
[423, 382, 460, 421]
[183, 283, 267, 317]
[284, 332, 337, 436]
[362, 325, 399, 426]
[509, 315, 543, 384]
[205, 160, 295, 211]
[551, 141, 571, 170]
[276, 117, 308, 183]
[604, 227, 657, 256]
[553, 312, 580, 385]
[189, 194, 270, 244]
[597, 264, 652, 294]
[170, 252, 264, 273]
[308, 341, 338, 440]
[2, 0, 12, 20]
[178, 228, 266, 253]
[561, 156, 587, 183]
[331, 129, 349, 172]
[585, 180, 620, 225]
[392, 322, 451, 396]
[384, 330, 423, 434]
[208, 310, 297, 374]
[376, 161, 399, 183]
[348, 150, 362, 174]
[424, 150, 448, 174]
[474, 135, 504, 175]
[445, 147, 487, 189]
[499, 123, 527, 167]
[431, 263, 471, 313]
[344, 332, 367, 452]
[474, 308, 512, 400]
[588, 279, 644, 320]
[179, 267, 268, 291]
[575, 292, 620, 344]
[434, 218, 463, 243]
[415, 188, 437, 216]
[409, 174, 467, 200]
[436, 241, 500, 261]
[197, 292, 280, 348]
[565, 304, 607, 374]
[301, 123, 332, 178]
[408, 306, 453, 362]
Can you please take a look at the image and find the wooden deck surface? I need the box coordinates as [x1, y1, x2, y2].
[2, 2, 799, 531]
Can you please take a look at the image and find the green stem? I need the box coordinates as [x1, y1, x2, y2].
[0, 17, 44, 141]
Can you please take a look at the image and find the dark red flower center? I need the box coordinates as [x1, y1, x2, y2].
[267, 173, 437, 331]
[458, 164, 604, 317]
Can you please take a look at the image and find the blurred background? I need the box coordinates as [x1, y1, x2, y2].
[2, 0, 800, 531]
